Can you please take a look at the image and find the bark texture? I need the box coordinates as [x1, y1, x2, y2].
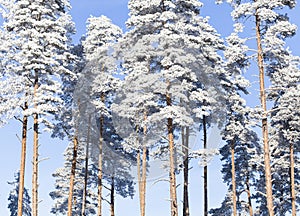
[255, 10, 274, 216]
[67, 135, 79, 216]
[32, 74, 39, 216]
[182, 127, 190, 216]
[231, 140, 237, 216]
[167, 89, 178, 216]
[82, 115, 91, 216]
[17, 102, 28, 216]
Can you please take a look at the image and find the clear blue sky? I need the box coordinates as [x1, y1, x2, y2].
[0, 1, 299, 215]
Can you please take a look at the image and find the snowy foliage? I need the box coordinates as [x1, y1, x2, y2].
[7, 171, 32, 216]
[0, 0, 75, 130]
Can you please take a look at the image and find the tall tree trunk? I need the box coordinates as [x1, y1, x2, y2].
[183, 127, 190, 216]
[203, 116, 208, 216]
[231, 140, 237, 216]
[110, 176, 115, 216]
[141, 145, 147, 216]
[255, 10, 274, 216]
[97, 105, 104, 216]
[17, 102, 28, 216]
[32, 73, 39, 216]
[82, 115, 91, 216]
[137, 150, 142, 214]
[166, 84, 178, 216]
[67, 135, 79, 216]
[290, 142, 296, 216]
[246, 173, 253, 216]
[140, 111, 147, 216]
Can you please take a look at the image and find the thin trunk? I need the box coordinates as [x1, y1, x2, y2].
[166, 87, 178, 216]
[141, 145, 147, 216]
[110, 176, 115, 216]
[231, 140, 237, 216]
[32, 73, 39, 216]
[17, 102, 28, 216]
[290, 142, 296, 216]
[183, 127, 190, 216]
[97, 95, 104, 216]
[246, 173, 253, 216]
[137, 150, 142, 215]
[140, 111, 147, 216]
[67, 135, 79, 216]
[255, 10, 274, 216]
[203, 116, 208, 216]
[81, 115, 91, 216]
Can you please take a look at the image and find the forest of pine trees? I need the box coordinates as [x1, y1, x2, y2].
[0, 0, 299, 215]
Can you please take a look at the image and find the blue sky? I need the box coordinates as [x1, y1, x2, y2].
[0, 1, 299, 215]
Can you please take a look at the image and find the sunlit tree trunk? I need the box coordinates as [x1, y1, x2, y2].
[32, 73, 39, 216]
[203, 116, 208, 216]
[246, 173, 253, 216]
[166, 83, 178, 216]
[255, 9, 274, 216]
[17, 102, 28, 216]
[82, 115, 91, 216]
[97, 94, 104, 216]
[140, 111, 147, 216]
[290, 142, 296, 216]
[182, 127, 190, 216]
[231, 140, 237, 216]
[67, 135, 79, 216]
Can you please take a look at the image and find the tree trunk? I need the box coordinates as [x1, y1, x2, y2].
[231, 140, 237, 216]
[97, 109, 104, 216]
[67, 135, 79, 216]
[140, 111, 147, 216]
[290, 142, 296, 216]
[110, 176, 115, 216]
[82, 115, 91, 216]
[141, 145, 147, 216]
[203, 116, 208, 216]
[32, 73, 39, 216]
[246, 173, 253, 216]
[17, 102, 28, 216]
[166, 89, 178, 216]
[255, 10, 274, 216]
[182, 127, 190, 216]
[137, 150, 142, 214]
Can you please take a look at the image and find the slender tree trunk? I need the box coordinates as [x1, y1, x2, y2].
[17, 102, 28, 216]
[183, 127, 190, 216]
[32, 73, 39, 216]
[166, 89, 178, 216]
[137, 150, 142, 214]
[290, 142, 296, 216]
[203, 116, 208, 216]
[246, 173, 253, 216]
[82, 115, 91, 216]
[141, 145, 147, 216]
[231, 140, 237, 216]
[67, 135, 79, 216]
[140, 111, 147, 216]
[255, 10, 274, 216]
[110, 176, 115, 216]
[97, 103, 104, 216]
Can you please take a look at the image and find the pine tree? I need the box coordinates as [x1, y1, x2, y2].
[50, 140, 97, 215]
[7, 171, 32, 216]
[115, 1, 227, 216]
[0, 1, 75, 215]
[210, 23, 262, 215]
[82, 15, 122, 216]
[218, 0, 299, 214]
